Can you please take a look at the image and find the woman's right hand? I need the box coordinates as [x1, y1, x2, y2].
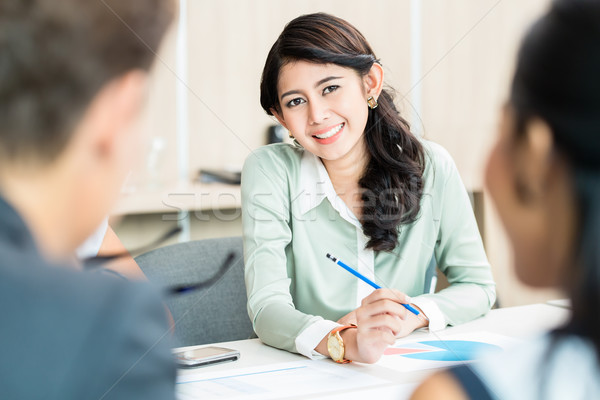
[342, 289, 412, 364]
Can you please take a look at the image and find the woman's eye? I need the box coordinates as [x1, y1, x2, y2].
[323, 85, 339, 95]
[286, 98, 305, 108]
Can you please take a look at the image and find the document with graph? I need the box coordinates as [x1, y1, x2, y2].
[377, 330, 519, 372]
[176, 359, 410, 400]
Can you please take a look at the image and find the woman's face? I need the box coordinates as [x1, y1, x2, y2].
[273, 61, 376, 166]
[485, 106, 576, 288]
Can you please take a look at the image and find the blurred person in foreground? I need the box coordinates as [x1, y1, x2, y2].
[412, 0, 600, 398]
[0, 1, 177, 399]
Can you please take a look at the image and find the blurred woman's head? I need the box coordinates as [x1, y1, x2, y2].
[486, 0, 600, 342]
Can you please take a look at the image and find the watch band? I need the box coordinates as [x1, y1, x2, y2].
[328, 324, 357, 363]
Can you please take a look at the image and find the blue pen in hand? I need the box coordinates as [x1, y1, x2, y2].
[326, 253, 420, 316]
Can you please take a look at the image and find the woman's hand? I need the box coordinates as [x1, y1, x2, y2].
[343, 289, 428, 363]
[316, 289, 428, 363]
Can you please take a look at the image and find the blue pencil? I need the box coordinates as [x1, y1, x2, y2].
[326, 253, 420, 316]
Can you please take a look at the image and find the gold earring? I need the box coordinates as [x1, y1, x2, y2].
[367, 96, 378, 109]
[288, 131, 294, 139]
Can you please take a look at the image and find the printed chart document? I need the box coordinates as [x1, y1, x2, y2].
[176, 359, 404, 400]
[377, 330, 519, 372]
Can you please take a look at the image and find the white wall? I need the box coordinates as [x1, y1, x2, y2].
[115, 0, 564, 307]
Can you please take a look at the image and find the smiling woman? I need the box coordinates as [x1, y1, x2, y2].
[275, 62, 372, 175]
[241, 12, 496, 364]
[259, 14, 426, 251]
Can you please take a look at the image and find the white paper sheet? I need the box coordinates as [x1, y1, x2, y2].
[308, 382, 419, 400]
[176, 360, 391, 400]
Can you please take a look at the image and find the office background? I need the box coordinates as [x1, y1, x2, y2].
[111, 0, 561, 308]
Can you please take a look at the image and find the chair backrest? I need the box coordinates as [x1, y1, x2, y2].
[424, 191, 484, 295]
[135, 236, 255, 347]
[423, 255, 438, 294]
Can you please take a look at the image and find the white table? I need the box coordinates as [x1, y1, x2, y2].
[175, 304, 569, 399]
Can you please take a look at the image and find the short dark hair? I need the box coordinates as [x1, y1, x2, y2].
[0, 0, 175, 164]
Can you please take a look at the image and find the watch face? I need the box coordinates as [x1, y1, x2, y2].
[327, 334, 343, 361]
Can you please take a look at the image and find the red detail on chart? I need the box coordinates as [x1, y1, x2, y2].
[383, 347, 432, 356]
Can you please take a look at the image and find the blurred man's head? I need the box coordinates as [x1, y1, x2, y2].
[0, 0, 174, 257]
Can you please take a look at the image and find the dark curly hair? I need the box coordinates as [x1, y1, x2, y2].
[260, 12, 425, 252]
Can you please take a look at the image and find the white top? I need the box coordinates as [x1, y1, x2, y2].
[472, 333, 600, 400]
[75, 218, 108, 259]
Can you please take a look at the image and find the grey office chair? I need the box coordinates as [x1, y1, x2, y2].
[135, 236, 256, 347]
[423, 191, 485, 295]
[423, 255, 438, 294]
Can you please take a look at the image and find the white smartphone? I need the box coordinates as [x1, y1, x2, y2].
[174, 346, 240, 368]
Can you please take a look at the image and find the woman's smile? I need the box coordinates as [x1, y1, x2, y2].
[312, 122, 345, 144]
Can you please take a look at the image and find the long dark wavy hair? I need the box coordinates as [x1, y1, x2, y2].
[260, 13, 425, 252]
[511, 0, 600, 361]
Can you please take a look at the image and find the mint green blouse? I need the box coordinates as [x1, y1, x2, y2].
[241, 141, 496, 356]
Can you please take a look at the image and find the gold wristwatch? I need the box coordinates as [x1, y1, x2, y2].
[327, 324, 357, 363]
